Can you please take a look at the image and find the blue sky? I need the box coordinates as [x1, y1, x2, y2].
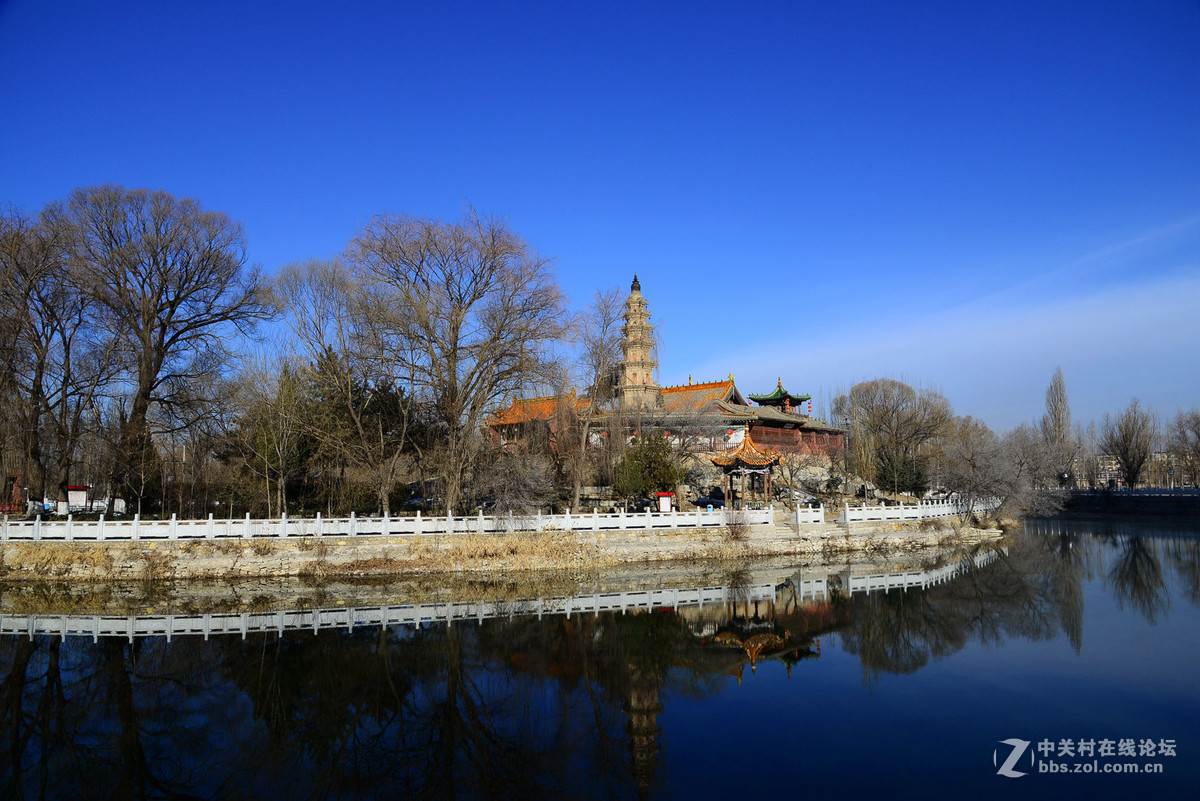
[2, 1, 1197, 430]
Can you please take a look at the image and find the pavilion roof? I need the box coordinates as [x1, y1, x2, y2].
[490, 393, 590, 426]
[748, 378, 812, 407]
[711, 432, 782, 469]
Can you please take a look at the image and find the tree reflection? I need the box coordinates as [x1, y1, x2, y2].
[1166, 538, 1200, 606]
[2, 521, 1196, 797]
[1107, 536, 1170, 624]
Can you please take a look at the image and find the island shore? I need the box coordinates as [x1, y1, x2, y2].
[0, 517, 1001, 583]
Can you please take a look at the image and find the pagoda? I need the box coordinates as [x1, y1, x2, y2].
[618, 274, 661, 409]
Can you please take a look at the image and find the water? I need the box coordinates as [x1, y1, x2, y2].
[2, 518, 1199, 799]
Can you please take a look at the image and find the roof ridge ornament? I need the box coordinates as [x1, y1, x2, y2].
[631, 274, 641, 292]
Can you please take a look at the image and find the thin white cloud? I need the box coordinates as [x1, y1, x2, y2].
[694, 270, 1200, 430]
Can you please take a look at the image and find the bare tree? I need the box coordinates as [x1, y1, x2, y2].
[475, 451, 557, 513]
[274, 259, 415, 515]
[941, 416, 1012, 517]
[1076, 421, 1101, 489]
[1101, 399, 1158, 489]
[47, 186, 273, 510]
[349, 208, 568, 515]
[1039, 367, 1078, 487]
[831, 378, 953, 496]
[577, 288, 623, 407]
[1168, 409, 1200, 488]
[0, 207, 119, 507]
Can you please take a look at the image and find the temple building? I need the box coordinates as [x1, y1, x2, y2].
[489, 275, 845, 459]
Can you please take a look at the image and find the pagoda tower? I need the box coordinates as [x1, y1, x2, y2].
[618, 274, 661, 409]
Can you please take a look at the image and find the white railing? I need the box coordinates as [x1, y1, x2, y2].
[1, 583, 778, 642]
[842, 548, 999, 593]
[0, 505, 782, 543]
[794, 504, 825, 525]
[0, 549, 1005, 642]
[836, 497, 999, 524]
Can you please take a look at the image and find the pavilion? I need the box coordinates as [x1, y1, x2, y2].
[710, 432, 782, 509]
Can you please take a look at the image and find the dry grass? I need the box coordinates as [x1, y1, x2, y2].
[180, 540, 244, 556]
[4, 543, 115, 577]
[402, 531, 605, 573]
[723, 510, 750, 543]
[249, 538, 275, 556]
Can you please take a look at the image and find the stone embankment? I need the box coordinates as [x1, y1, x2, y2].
[0, 517, 1000, 583]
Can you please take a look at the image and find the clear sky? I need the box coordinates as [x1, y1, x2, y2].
[2, 1, 1198, 431]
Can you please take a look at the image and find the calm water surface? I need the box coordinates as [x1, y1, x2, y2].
[2, 517, 1199, 800]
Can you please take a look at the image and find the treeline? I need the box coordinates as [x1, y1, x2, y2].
[2, 187, 571, 518]
[4, 187, 1198, 520]
[830, 369, 1200, 515]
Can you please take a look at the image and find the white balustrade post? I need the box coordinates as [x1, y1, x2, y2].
[350, 511, 357, 537]
[280, 513, 288, 538]
[316, 512, 323, 537]
[537, 509, 543, 531]
[244, 513, 251, 539]
[132, 514, 139, 542]
[2, 514, 7, 543]
[670, 507, 677, 528]
[98, 514, 105, 541]
[66, 514, 74, 541]
[594, 508, 599, 531]
[170, 513, 178, 540]
[382, 510, 389, 536]
[767, 503, 773, 526]
[414, 510, 422, 536]
[565, 508, 572, 529]
[207, 513, 215, 539]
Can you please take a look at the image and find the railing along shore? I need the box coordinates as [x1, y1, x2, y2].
[1, 497, 993, 543]
[837, 497, 999, 524]
[2, 506, 779, 542]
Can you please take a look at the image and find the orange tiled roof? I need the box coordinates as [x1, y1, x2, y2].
[661, 380, 742, 412]
[491, 394, 590, 426]
[711, 433, 782, 468]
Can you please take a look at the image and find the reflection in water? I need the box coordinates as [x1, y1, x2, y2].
[1108, 537, 1169, 623]
[2, 521, 1198, 799]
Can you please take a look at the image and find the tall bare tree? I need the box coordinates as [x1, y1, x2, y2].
[1101, 399, 1158, 489]
[349, 208, 567, 514]
[1038, 367, 1078, 487]
[577, 287, 623, 406]
[48, 186, 273, 509]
